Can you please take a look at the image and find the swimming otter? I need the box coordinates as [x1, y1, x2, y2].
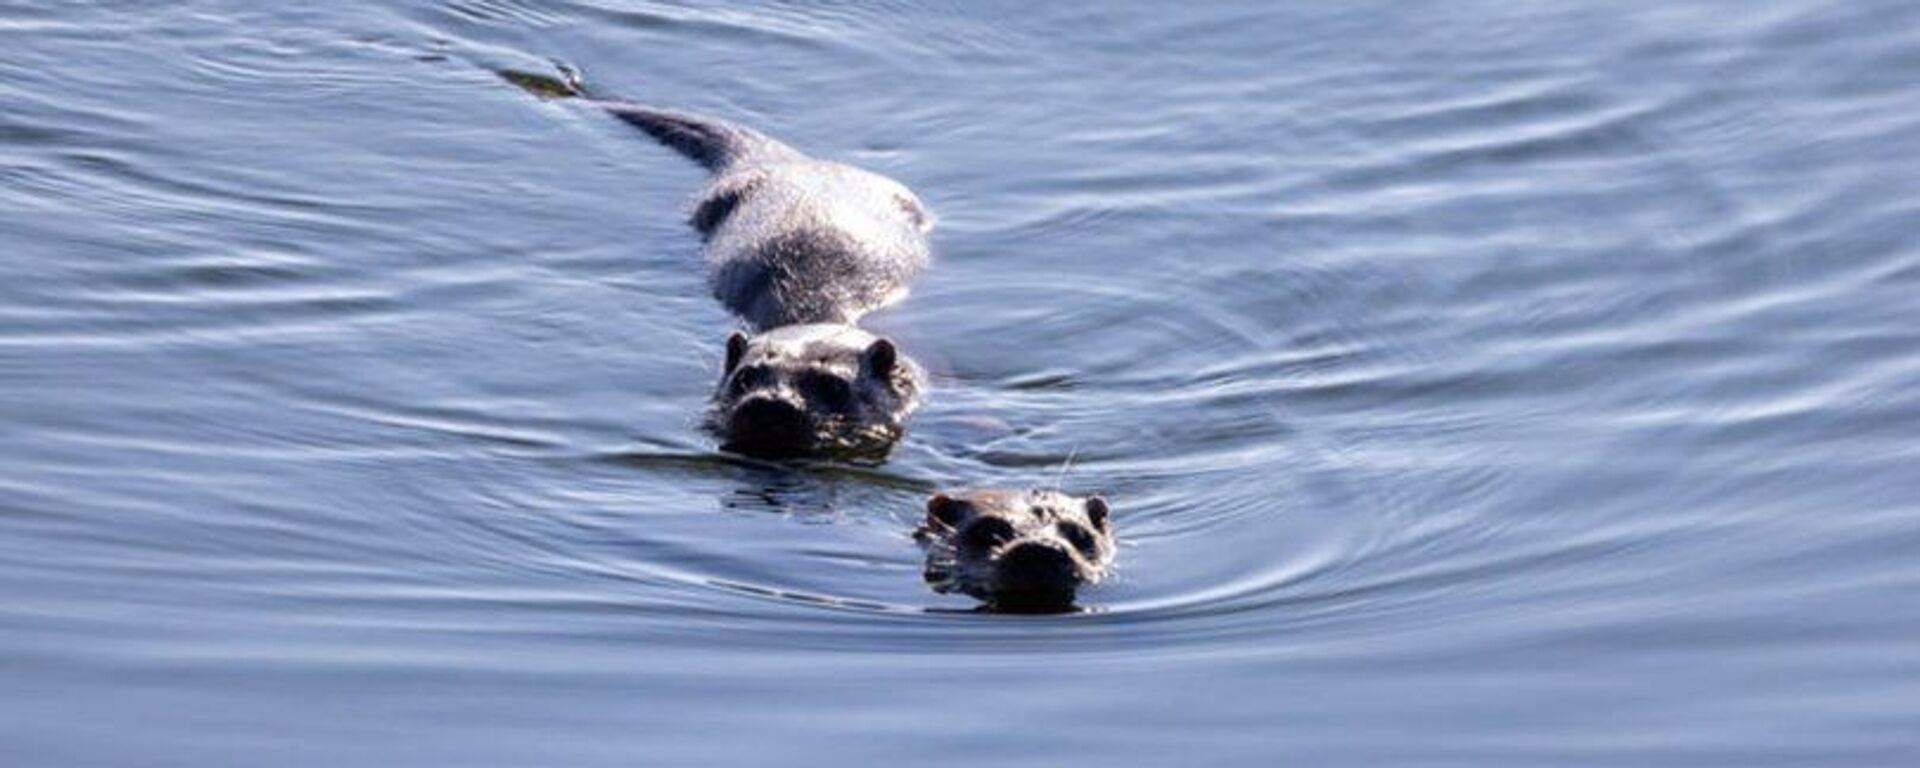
[500, 67, 933, 459]
[714, 324, 923, 459]
[915, 489, 1116, 612]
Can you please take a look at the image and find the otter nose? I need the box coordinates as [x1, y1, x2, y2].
[727, 396, 811, 454]
[997, 541, 1078, 592]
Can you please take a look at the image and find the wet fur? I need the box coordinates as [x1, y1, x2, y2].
[915, 489, 1115, 612]
[712, 324, 924, 459]
[499, 66, 929, 330]
[500, 67, 932, 458]
[697, 162, 931, 330]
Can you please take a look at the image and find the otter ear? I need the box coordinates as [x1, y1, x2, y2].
[1085, 496, 1110, 531]
[724, 332, 749, 373]
[926, 493, 969, 529]
[894, 192, 933, 233]
[863, 338, 899, 375]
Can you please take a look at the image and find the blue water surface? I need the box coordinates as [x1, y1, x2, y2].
[3, 1, 1918, 765]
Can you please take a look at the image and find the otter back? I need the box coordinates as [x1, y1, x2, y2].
[497, 68, 934, 331]
[700, 162, 931, 330]
[499, 67, 936, 457]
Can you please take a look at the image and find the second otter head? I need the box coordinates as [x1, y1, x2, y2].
[916, 489, 1115, 613]
[711, 323, 923, 461]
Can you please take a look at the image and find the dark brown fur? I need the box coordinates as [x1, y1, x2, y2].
[915, 489, 1115, 612]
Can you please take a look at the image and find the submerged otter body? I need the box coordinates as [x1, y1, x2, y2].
[696, 156, 932, 330]
[915, 489, 1116, 612]
[501, 68, 931, 459]
[513, 71, 933, 331]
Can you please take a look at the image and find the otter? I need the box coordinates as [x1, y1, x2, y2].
[715, 324, 924, 459]
[915, 489, 1116, 612]
[501, 67, 932, 459]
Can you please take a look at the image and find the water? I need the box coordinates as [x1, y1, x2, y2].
[4, 1, 1918, 764]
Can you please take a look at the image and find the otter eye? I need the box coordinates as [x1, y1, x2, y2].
[800, 373, 853, 407]
[1058, 523, 1099, 557]
[729, 366, 773, 395]
[961, 518, 1016, 551]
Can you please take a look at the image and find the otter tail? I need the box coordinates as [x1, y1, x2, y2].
[497, 63, 800, 172]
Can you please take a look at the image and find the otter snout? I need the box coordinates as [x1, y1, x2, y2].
[723, 394, 815, 457]
[994, 541, 1082, 607]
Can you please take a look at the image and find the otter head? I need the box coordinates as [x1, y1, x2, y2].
[915, 489, 1115, 613]
[710, 323, 923, 460]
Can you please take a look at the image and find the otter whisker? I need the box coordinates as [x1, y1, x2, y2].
[1052, 446, 1079, 493]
